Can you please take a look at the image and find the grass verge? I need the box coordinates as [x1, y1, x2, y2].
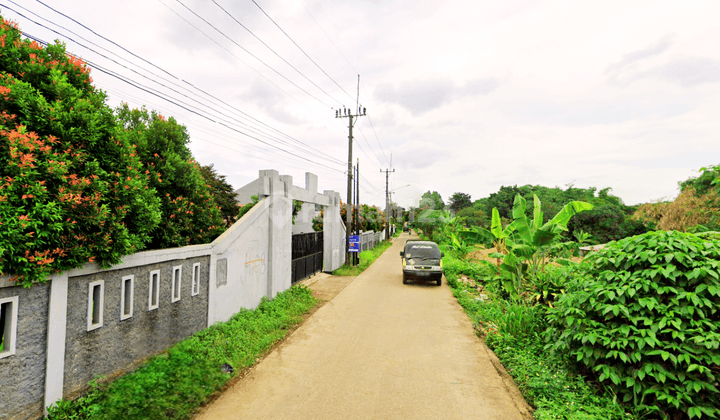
[332, 240, 393, 276]
[443, 254, 637, 420]
[47, 285, 318, 420]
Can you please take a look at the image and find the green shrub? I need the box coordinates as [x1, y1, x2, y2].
[0, 17, 161, 285]
[546, 230, 720, 419]
[115, 104, 225, 249]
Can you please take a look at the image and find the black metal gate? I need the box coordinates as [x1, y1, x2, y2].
[291, 232, 323, 283]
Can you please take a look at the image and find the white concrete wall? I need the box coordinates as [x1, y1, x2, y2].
[209, 169, 345, 324]
[208, 197, 271, 325]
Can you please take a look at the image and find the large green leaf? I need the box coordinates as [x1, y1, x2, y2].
[491, 208, 505, 239]
[544, 201, 594, 231]
[532, 229, 556, 247]
[458, 227, 492, 246]
[512, 194, 527, 219]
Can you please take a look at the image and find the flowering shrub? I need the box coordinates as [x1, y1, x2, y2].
[0, 17, 162, 286]
[115, 104, 224, 248]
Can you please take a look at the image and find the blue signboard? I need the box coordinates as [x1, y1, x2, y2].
[349, 235, 360, 253]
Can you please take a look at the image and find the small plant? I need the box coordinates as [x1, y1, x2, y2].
[546, 230, 720, 419]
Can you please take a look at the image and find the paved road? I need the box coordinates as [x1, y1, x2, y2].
[195, 234, 532, 420]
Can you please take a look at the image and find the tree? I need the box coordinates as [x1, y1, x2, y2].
[115, 104, 225, 249]
[198, 163, 240, 228]
[569, 204, 649, 243]
[419, 191, 444, 211]
[0, 18, 162, 285]
[448, 192, 472, 212]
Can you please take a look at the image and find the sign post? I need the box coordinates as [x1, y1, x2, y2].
[349, 235, 360, 254]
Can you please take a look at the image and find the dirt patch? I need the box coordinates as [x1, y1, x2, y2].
[467, 246, 584, 266]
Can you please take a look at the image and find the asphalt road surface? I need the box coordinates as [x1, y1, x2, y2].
[195, 233, 531, 419]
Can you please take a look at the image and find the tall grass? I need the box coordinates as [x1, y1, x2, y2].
[444, 255, 636, 420]
[47, 285, 318, 420]
[332, 240, 392, 276]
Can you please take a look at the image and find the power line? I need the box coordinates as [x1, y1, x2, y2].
[294, 0, 358, 76]
[9, 1, 346, 166]
[18, 30, 345, 174]
[365, 115, 391, 167]
[157, 0, 347, 137]
[7, 2, 388, 193]
[211, 0, 341, 104]
[170, 0, 331, 108]
[251, 0, 355, 102]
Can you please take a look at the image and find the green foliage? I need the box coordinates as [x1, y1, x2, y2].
[546, 230, 720, 419]
[490, 194, 592, 298]
[332, 240, 392, 276]
[569, 204, 650, 244]
[237, 195, 259, 221]
[680, 165, 720, 196]
[444, 257, 634, 419]
[339, 203, 385, 233]
[477, 184, 641, 243]
[0, 18, 162, 285]
[115, 104, 224, 249]
[47, 285, 318, 420]
[198, 163, 240, 228]
[455, 205, 486, 228]
[448, 191, 472, 212]
[291, 200, 303, 225]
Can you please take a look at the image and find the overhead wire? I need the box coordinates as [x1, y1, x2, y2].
[294, 0, 358, 75]
[210, 0, 340, 104]
[9, 0, 346, 166]
[170, 0, 331, 108]
[157, 0, 351, 141]
[365, 115, 391, 167]
[18, 30, 345, 174]
[251, 0, 355, 102]
[7, 2, 391, 202]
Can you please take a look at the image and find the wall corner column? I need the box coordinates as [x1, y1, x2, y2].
[44, 272, 69, 416]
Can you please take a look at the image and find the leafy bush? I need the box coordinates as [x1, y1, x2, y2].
[115, 104, 224, 249]
[546, 230, 720, 419]
[0, 17, 161, 285]
[445, 262, 633, 419]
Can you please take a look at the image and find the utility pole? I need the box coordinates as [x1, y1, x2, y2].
[355, 159, 359, 266]
[381, 168, 395, 240]
[335, 96, 366, 266]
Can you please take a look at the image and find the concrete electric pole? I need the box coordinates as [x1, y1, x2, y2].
[381, 168, 395, 239]
[336, 105, 366, 266]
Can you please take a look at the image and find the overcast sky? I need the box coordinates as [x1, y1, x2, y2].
[5, 0, 720, 209]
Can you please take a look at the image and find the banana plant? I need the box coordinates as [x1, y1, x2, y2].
[491, 194, 593, 298]
[457, 225, 494, 247]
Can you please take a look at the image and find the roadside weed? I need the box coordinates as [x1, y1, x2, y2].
[47, 285, 318, 420]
